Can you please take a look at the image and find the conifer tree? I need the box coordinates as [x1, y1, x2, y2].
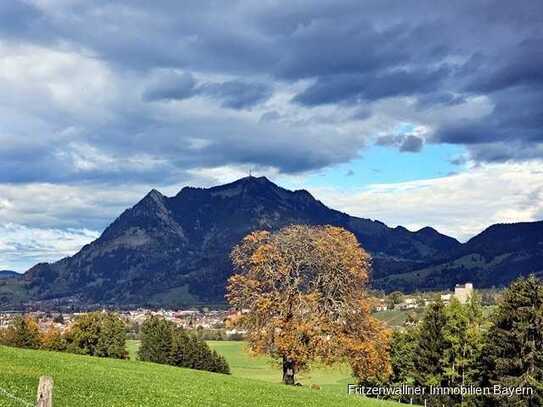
[389, 328, 417, 386]
[481, 275, 543, 406]
[442, 298, 470, 387]
[138, 315, 230, 374]
[138, 315, 174, 364]
[413, 300, 448, 387]
[169, 327, 192, 368]
[463, 293, 485, 385]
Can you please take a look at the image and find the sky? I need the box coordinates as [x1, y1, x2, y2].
[1, 0, 542, 271]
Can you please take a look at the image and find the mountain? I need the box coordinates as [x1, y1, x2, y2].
[0, 270, 19, 279]
[17, 176, 459, 307]
[7, 176, 542, 308]
[373, 221, 543, 292]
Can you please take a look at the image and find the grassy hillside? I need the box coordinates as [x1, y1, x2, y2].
[208, 341, 355, 394]
[0, 346, 399, 407]
[127, 340, 355, 395]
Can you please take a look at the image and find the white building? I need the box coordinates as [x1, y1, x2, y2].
[398, 298, 417, 310]
[454, 283, 474, 304]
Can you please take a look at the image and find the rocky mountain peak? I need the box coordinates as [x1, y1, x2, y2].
[15, 176, 486, 307]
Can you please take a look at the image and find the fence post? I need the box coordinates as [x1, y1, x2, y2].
[36, 376, 53, 407]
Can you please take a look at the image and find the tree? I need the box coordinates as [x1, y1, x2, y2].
[139, 316, 230, 374]
[41, 325, 67, 351]
[65, 312, 128, 359]
[139, 315, 174, 364]
[227, 225, 390, 385]
[480, 275, 543, 406]
[0, 315, 41, 349]
[387, 291, 404, 309]
[390, 328, 418, 386]
[462, 292, 486, 385]
[413, 300, 448, 387]
[442, 298, 470, 387]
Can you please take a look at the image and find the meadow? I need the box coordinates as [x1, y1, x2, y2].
[0, 345, 399, 407]
[128, 340, 354, 395]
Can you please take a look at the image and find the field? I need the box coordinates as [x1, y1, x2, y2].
[0, 345, 400, 407]
[127, 340, 354, 395]
[373, 309, 425, 328]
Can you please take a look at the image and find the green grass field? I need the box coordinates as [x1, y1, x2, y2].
[0, 346, 399, 407]
[128, 340, 355, 395]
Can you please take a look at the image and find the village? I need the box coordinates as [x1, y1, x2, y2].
[0, 284, 477, 336]
[0, 307, 247, 338]
[374, 283, 475, 311]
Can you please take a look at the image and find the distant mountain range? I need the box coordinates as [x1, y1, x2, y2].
[1, 176, 542, 308]
[0, 270, 19, 279]
[375, 220, 543, 292]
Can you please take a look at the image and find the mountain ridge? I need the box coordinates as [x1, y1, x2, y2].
[373, 220, 543, 292]
[3, 176, 541, 308]
[0, 270, 19, 279]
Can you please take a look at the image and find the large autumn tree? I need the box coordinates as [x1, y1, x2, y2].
[227, 225, 390, 385]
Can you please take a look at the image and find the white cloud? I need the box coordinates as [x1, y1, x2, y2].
[0, 182, 148, 230]
[0, 223, 99, 272]
[308, 161, 543, 241]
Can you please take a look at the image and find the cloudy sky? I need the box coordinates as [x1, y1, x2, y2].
[1, 0, 542, 271]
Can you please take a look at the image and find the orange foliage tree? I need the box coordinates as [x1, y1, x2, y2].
[227, 225, 391, 384]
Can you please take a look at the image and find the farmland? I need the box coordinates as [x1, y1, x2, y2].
[0, 345, 399, 407]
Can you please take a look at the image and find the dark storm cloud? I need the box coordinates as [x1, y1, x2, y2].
[293, 66, 451, 106]
[142, 71, 196, 102]
[1, 0, 542, 187]
[142, 71, 271, 109]
[435, 86, 543, 160]
[197, 81, 272, 110]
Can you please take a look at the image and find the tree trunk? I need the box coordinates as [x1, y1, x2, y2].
[282, 356, 295, 385]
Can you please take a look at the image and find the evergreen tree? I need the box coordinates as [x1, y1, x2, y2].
[138, 316, 230, 374]
[442, 298, 470, 387]
[138, 315, 175, 364]
[413, 299, 449, 388]
[463, 293, 485, 385]
[169, 327, 193, 368]
[481, 275, 543, 406]
[389, 328, 417, 386]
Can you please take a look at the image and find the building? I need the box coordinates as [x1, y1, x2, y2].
[398, 298, 417, 310]
[454, 283, 474, 304]
[440, 293, 452, 305]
